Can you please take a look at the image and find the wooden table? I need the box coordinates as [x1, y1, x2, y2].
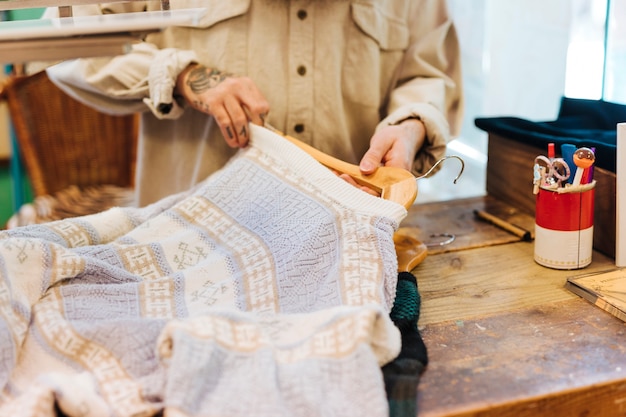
[402, 196, 626, 417]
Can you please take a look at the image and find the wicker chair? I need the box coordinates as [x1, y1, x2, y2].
[0, 70, 138, 227]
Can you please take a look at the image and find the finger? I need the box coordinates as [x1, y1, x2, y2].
[211, 105, 239, 148]
[243, 102, 270, 126]
[359, 134, 394, 174]
[360, 186, 381, 197]
[234, 77, 270, 126]
[223, 96, 250, 148]
[338, 174, 380, 197]
[338, 173, 358, 186]
[198, 76, 264, 147]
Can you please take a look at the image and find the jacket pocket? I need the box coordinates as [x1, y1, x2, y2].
[195, 0, 251, 28]
[156, 0, 251, 28]
[342, 2, 409, 108]
[350, 2, 409, 51]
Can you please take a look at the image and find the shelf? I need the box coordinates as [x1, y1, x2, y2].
[1, 34, 139, 63]
[0, 0, 163, 11]
[0, 8, 204, 64]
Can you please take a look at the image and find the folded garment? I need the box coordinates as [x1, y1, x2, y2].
[0, 125, 411, 417]
[475, 96, 626, 172]
[383, 271, 428, 417]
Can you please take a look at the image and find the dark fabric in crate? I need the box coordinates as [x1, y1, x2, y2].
[475, 97, 626, 172]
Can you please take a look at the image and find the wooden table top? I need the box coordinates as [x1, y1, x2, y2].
[403, 196, 626, 417]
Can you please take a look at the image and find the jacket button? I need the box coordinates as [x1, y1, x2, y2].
[297, 65, 307, 76]
[297, 9, 307, 20]
[294, 124, 305, 133]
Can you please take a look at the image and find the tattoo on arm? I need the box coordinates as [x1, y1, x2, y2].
[186, 65, 232, 94]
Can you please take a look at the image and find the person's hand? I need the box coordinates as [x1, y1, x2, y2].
[358, 118, 426, 174]
[176, 64, 270, 148]
[335, 118, 425, 197]
[334, 171, 381, 197]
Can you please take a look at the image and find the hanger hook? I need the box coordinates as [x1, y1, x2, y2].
[415, 155, 465, 184]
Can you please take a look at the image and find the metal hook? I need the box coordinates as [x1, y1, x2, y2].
[415, 155, 465, 184]
[425, 233, 456, 248]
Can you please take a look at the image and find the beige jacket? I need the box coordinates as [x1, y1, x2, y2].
[46, 0, 463, 206]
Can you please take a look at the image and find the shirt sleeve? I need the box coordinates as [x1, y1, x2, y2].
[377, 0, 464, 177]
[46, 44, 197, 119]
[43, 4, 198, 120]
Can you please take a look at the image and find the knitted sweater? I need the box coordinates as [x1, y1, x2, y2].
[0, 125, 407, 417]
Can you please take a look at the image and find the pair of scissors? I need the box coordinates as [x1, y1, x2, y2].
[533, 155, 570, 193]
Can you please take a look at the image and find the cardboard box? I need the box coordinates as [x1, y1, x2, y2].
[486, 133, 616, 258]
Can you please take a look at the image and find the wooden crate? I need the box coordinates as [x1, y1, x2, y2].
[486, 133, 616, 258]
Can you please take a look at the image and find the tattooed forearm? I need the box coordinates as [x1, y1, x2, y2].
[186, 65, 232, 94]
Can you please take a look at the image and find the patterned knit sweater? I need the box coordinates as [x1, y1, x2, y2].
[0, 124, 407, 417]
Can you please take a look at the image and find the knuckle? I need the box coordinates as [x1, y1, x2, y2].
[214, 114, 231, 126]
[232, 115, 248, 128]
[250, 101, 270, 115]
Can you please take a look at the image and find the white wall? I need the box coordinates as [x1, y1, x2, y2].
[417, 0, 573, 203]
[482, 0, 571, 120]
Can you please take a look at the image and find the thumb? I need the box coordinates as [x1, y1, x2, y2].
[359, 152, 381, 175]
[359, 137, 391, 174]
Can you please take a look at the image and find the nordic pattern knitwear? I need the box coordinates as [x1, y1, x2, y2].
[0, 124, 408, 417]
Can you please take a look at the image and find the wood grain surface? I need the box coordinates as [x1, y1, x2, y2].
[418, 298, 626, 417]
[414, 239, 615, 325]
[401, 195, 535, 255]
[404, 196, 625, 417]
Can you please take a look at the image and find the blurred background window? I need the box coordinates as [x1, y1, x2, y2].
[417, 0, 624, 203]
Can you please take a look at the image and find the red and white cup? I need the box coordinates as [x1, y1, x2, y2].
[534, 185, 595, 269]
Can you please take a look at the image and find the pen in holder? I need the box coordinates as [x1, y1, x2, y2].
[533, 145, 596, 269]
[534, 182, 596, 269]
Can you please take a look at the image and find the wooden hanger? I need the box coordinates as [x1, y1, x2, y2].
[265, 124, 418, 209]
[394, 230, 429, 272]
[264, 124, 465, 273]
